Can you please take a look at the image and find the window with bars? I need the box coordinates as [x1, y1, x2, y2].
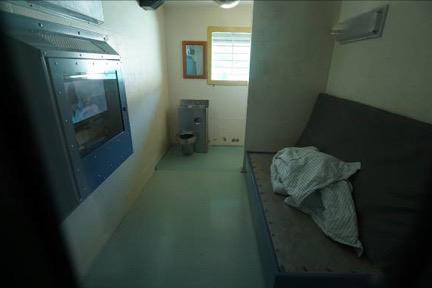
[207, 27, 252, 85]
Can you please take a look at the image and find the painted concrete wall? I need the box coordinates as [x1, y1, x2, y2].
[0, 1, 170, 276]
[164, 2, 253, 146]
[244, 1, 341, 152]
[327, 1, 432, 124]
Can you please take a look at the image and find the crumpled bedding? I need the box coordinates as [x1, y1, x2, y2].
[270, 146, 364, 256]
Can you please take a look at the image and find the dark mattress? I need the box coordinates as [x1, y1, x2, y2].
[249, 152, 379, 274]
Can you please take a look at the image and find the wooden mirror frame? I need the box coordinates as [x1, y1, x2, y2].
[182, 41, 207, 79]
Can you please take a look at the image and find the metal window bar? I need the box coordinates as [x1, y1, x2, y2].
[211, 32, 252, 81]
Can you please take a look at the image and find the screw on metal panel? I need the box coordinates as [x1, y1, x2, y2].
[75, 62, 78, 65]
[77, 31, 81, 35]
[55, 62, 58, 65]
[38, 23, 43, 28]
[80, 54, 82, 57]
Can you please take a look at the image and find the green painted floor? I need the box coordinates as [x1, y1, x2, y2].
[156, 145, 245, 172]
[83, 146, 265, 288]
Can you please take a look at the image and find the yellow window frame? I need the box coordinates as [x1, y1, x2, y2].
[207, 26, 252, 86]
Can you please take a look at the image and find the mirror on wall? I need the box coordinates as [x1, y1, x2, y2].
[182, 41, 207, 79]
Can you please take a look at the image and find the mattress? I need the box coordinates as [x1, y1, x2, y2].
[249, 152, 379, 274]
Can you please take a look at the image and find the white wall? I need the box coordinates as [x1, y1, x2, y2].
[244, 1, 341, 152]
[164, 2, 253, 146]
[245, 0, 432, 153]
[0, 1, 170, 277]
[327, 1, 432, 124]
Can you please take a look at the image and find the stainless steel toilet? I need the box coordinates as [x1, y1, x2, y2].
[177, 100, 209, 153]
[178, 131, 196, 155]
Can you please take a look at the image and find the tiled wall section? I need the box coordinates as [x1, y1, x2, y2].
[0, 1, 170, 276]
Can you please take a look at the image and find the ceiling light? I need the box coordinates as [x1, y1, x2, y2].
[214, 0, 240, 9]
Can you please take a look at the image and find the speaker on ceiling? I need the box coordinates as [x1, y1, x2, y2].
[138, 0, 165, 10]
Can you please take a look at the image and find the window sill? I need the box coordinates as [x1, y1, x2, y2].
[207, 80, 249, 86]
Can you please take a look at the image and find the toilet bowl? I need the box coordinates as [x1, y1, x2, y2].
[177, 131, 196, 155]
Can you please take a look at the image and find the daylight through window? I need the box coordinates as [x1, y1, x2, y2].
[208, 27, 252, 85]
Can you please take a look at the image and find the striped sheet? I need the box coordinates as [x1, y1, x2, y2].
[271, 147, 364, 256]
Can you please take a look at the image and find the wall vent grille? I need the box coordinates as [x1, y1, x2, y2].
[39, 32, 104, 53]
